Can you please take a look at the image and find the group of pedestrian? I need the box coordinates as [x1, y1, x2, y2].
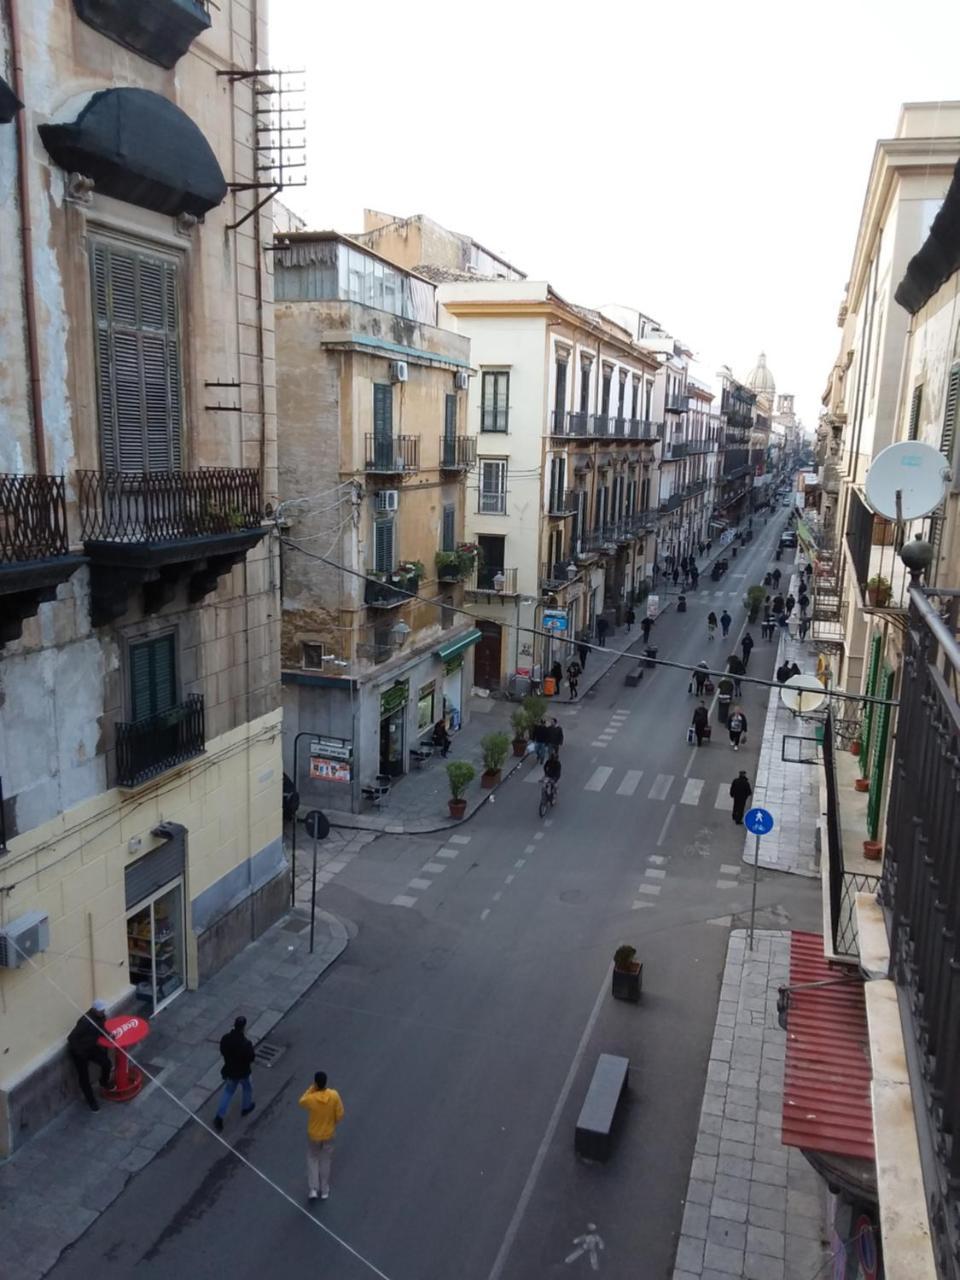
[532, 716, 564, 762]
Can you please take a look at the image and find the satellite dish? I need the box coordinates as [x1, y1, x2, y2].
[780, 673, 826, 715]
[864, 441, 949, 521]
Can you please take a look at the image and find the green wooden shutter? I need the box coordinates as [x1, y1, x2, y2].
[374, 519, 394, 573]
[940, 365, 960, 460]
[866, 666, 895, 839]
[859, 631, 882, 777]
[444, 394, 457, 443]
[441, 504, 455, 551]
[373, 384, 393, 441]
[130, 634, 176, 722]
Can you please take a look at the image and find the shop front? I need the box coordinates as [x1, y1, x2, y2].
[379, 679, 409, 778]
[124, 830, 187, 1015]
[435, 630, 481, 732]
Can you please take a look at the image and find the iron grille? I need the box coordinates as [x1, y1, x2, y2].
[0, 474, 70, 563]
[115, 694, 205, 787]
[77, 469, 261, 542]
[364, 435, 420, 473]
[438, 436, 476, 470]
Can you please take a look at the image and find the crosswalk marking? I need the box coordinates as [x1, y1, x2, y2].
[610, 711, 629, 719]
[597, 732, 615, 740]
[590, 740, 609, 748]
[422, 862, 446, 874]
[644, 868, 666, 880]
[449, 835, 471, 845]
[647, 854, 665, 865]
[680, 778, 704, 806]
[615, 708, 630, 714]
[720, 864, 740, 875]
[616, 770, 643, 796]
[437, 847, 459, 859]
[717, 879, 738, 889]
[392, 894, 418, 908]
[409, 878, 432, 891]
[636, 883, 661, 896]
[715, 784, 729, 810]
[585, 766, 613, 792]
[648, 773, 673, 800]
[632, 900, 656, 910]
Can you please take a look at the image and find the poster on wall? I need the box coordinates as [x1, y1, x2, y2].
[309, 756, 351, 784]
[646, 594, 660, 619]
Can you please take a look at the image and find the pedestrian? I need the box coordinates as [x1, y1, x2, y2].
[299, 1071, 344, 1203]
[532, 718, 550, 765]
[706, 539, 713, 553]
[595, 616, 609, 647]
[640, 615, 653, 644]
[707, 611, 718, 641]
[717, 675, 734, 724]
[672, 566, 680, 588]
[740, 631, 754, 667]
[719, 609, 732, 638]
[432, 719, 452, 758]
[776, 659, 793, 684]
[761, 614, 774, 641]
[728, 706, 748, 750]
[546, 717, 564, 757]
[772, 594, 784, 616]
[698, 541, 705, 557]
[798, 591, 809, 616]
[690, 565, 699, 587]
[691, 701, 710, 747]
[680, 556, 688, 574]
[691, 660, 709, 696]
[730, 770, 753, 824]
[785, 593, 796, 616]
[798, 615, 811, 641]
[772, 567, 781, 588]
[727, 653, 745, 697]
[67, 1000, 113, 1112]
[625, 607, 636, 633]
[566, 659, 582, 700]
[550, 660, 563, 693]
[214, 1015, 256, 1131]
[577, 641, 589, 669]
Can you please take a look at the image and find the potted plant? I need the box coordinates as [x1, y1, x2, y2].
[521, 693, 547, 727]
[511, 708, 529, 756]
[745, 584, 766, 623]
[612, 944, 643, 1003]
[849, 739, 861, 758]
[446, 760, 475, 819]
[480, 731, 510, 787]
[866, 575, 891, 607]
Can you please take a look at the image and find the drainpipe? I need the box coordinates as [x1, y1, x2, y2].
[8, 0, 47, 474]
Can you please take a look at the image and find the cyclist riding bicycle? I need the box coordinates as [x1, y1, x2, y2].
[543, 750, 561, 792]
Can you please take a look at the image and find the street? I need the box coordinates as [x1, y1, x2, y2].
[50, 517, 821, 1280]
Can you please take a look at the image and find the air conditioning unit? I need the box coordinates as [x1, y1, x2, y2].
[0, 910, 50, 969]
[454, 370, 469, 391]
[376, 489, 399, 512]
[390, 360, 409, 384]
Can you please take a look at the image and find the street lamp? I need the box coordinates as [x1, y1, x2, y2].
[389, 619, 411, 648]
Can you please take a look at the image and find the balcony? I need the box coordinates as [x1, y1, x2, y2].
[844, 487, 928, 612]
[77, 468, 265, 626]
[540, 560, 580, 591]
[547, 488, 577, 518]
[467, 565, 518, 595]
[115, 694, 205, 788]
[364, 569, 420, 609]
[683, 478, 709, 499]
[73, 0, 211, 69]
[365, 434, 420, 474]
[611, 417, 627, 438]
[665, 394, 689, 414]
[1, 473, 85, 646]
[659, 493, 683, 514]
[438, 435, 477, 471]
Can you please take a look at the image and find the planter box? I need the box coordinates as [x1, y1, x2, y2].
[448, 798, 467, 819]
[612, 963, 643, 1003]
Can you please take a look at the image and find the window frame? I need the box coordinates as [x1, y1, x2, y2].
[480, 370, 510, 433]
[373, 515, 396, 573]
[441, 503, 456, 552]
[127, 630, 178, 724]
[479, 458, 508, 515]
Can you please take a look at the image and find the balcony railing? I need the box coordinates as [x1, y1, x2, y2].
[665, 394, 689, 414]
[439, 435, 477, 471]
[1, 474, 71, 562]
[364, 434, 420, 474]
[116, 694, 205, 788]
[469, 565, 518, 593]
[364, 570, 420, 608]
[547, 488, 577, 517]
[540, 560, 579, 589]
[77, 469, 262, 542]
[659, 493, 683, 514]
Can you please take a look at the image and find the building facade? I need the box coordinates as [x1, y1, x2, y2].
[0, 0, 283, 1154]
[715, 370, 757, 531]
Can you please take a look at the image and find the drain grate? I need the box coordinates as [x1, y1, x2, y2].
[254, 1040, 286, 1068]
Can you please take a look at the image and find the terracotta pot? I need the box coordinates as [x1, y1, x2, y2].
[512, 739, 527, 757]
[481, 769, 501, 789]
[849, 740, 861, 757]
[854, 777, 870, 793]
[867, 585, 891, 607]
[448, 798, 467, 819]
[863, 840, 882, 861]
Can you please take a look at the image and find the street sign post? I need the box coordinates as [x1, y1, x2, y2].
[304, 809, 329, 954]
[744, 807, 774, 950]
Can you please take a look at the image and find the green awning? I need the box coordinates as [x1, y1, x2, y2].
[435, 629, 482, 662]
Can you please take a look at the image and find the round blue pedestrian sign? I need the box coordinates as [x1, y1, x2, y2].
[744, 807, 774, 836]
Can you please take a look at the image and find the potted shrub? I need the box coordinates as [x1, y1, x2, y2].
[866, 575, 891, 607]
[745, 584, 766, 623]
[510, 708, 529, 756]
[522, 693, 547, 727]
[612, 944, 643, 1003]
[480, 731, 510, 787]
[446, 760, 475, 819]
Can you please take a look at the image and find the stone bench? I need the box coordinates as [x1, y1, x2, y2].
[575, 1053, 629, 1161]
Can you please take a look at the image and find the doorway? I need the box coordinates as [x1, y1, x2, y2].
[474, 621, 502, 689]
[379, 706, 405, 777]
[126, 880, 185, 1014]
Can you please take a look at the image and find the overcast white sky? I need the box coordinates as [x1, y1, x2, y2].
[269, 0, 960, 426]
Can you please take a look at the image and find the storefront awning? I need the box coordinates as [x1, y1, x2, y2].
[39, 88, 227, 217]
[435, 629, 482, 662]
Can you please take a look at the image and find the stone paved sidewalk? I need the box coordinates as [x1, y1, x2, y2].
[673, 930, 831, 1280]
[0, 904, 347, 1280]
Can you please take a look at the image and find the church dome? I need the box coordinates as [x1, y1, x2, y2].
[745, 352, 776, 395]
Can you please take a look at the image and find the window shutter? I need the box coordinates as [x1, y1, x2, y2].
[130, 634, 176, 722]
[907, 385, 922, 441]
[442, 504, 455, 551]
[555, 361, 567, 418]
[941, 366, 960, 460]
[373, 384, 393, 441]
[152, 634, 176, 715]
[444, 394, 457, 442]
[374, 518, 394, 572]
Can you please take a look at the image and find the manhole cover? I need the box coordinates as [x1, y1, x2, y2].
[254, 1041, 286, 1068]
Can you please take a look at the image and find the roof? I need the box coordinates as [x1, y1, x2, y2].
[895, 156, 960, 314]
[781, 931, 875, 1161]
[414, 263, 495, 284]
[271, 229, 436, 287]
[745, 352, 776, 394]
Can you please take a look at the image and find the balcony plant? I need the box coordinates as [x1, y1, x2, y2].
[866, 575, 891, 607]
[446, 760, 475, 819]
[435, 544, 478, 582]
[480, 731, 510, 787]
[396, 560, 425, 582]
[612, 944, 642, 1003]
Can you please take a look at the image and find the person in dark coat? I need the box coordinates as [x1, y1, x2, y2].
[771, 567, 782, 589]
[625, 608, 636, 633]
[532, 718, 550, 765]
[691, 660, 709, 696]
[698, 542, 705, 557]
[691, 702, 710, 746]
[67, 1001, 113, 1111]
[214, 1015, 256, 1131]
[566, 659, 582, 699]
[545, 717, 564, 757]
[785, 593, 796, 616]
[727, 653, 745, 696]
[595, 616, 609, 647]
[740, 631, 754, 667]
[549, 661, 563, 696]
[672, 566, 680, 588]
[640, 615, 653, 643]
[728, 707, 748, 750]
[730, 771, 753, 824]
[680, 557, 689, 574]
[772, 594, 784, 615]
[798, 591, 810, 616]
[577, 641, 589, 669]
[690, 565, 699, 587]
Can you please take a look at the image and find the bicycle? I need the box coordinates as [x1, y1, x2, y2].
[539, 776, 558, 818]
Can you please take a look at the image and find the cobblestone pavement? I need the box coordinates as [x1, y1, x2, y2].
[673, 930, 832, 1280]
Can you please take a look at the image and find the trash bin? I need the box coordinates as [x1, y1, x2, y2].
[543, 676, 557, 696]
[644, 646, 658, 670]
[507, 673, 532, 700]
[677, 595, 687, 613]
[718, 698, 730, 725]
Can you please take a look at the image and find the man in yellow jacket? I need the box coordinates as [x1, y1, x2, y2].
[298, 1071, 344, 1202]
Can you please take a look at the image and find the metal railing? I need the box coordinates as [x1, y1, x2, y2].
[116, 694, 205, 788]
[540, 560, 578, 589]
[659, 493, 683, 513]
[665, 394, 689, 414]
[469, 565, 518, 593]
[439, 435, 476, 470]
[547, 488, 577, 517]
[364, 571, 419, 608]
[77, 469, 261, 542]
[364, 435, 420, 473]
[591, 414, 610, 436]
[1, 474, 71, 562]
[722, 448, 750, 476]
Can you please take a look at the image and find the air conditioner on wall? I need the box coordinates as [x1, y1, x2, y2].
[376, 489, 399, 512]
[0, 911, 50, 969]
[390, 360, 409, 383]
[454, 370, 469, 391]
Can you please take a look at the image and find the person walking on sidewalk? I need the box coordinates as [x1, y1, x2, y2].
[785, 592, 796, 617]
[67, 1000, 113, 1112]
[549, 660, 563, 692]
[726, 653, 745, 697]
[546, 717, 564, 757]
[707, 611, 718, 641]
[719, 609, 732, 638]
[532, 718, 550, 765]
[566, 659, 582, 700]
[771, 567, 781, 589]
[625, 607, 636, 633]
[691, 660, 709, 696]
[728, 707, 748, 750]
[595, 616, 609, 647]
[730, 770, 753, 824]
[690, 564, 699, 587]
[798, 613, 811, 641]
[740, 631, 754, 668]
[640, 615, 653, 644]
[672, 566, 680, 589]
[577, 640, 589, 669]
[214, 1016, 256, 1132]
[691, 701, 710, 747]
[299, 1071, 344, 1203]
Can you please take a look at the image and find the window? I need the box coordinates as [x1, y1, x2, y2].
[374, 383, 393, 439]
[548, 456, 566, 512]
[481, 372, 509, 432]
[129, 633, 176, 723]
[417, 682, 436, 732]
[554, 354, 568, 421]
[444, 393, 457, 443]
[579, 359, 592, 414]
[601, 366, 613, 416]
[644, 381, 653, 422]
[941, 365, 960, 460]
[477, 533, 505, 588]
[91, 240, 182, 472]
[630, 376, 639, 421]
[479, 459, 507, 514]
[373, 517, 395, 572]
[617, 370, 627, 418]
[441, 503, 456, 551]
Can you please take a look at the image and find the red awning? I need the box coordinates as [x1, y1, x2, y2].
[781, 931, 875, 1161]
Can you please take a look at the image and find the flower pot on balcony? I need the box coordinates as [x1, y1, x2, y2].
[867, 578, 891, 607]
[849, 740, 861, 758]
[854, 777, 870, 793]
[863, 840, 882, 861]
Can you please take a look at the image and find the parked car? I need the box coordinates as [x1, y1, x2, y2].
[780, 530, 798, 547]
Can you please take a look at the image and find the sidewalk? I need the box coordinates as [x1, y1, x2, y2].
[0, 904, 347, 1280]
[673, 930, 832, 1280]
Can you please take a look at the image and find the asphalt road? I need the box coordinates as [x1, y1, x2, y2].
[50, 511, 822, 1280]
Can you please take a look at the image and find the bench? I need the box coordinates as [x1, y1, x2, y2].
[410, 745, 434, 769]
[575, 1053, 629, 1161]
[361, 777, 391, 809]
[624, 666, 644, 687]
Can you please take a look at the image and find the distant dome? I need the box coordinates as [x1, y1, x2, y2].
[745, 352, 776, 395]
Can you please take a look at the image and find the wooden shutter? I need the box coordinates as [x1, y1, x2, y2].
[554, 360, 567, 419]
[130, 634, 176, 722]
[444, 394, 457, 442]
[374, 518, 394, 572]
[940, 366, 960, 460]
[442, 504, 455, 551]
[373, 384, 393, 441]
[907, 385, 923, 441]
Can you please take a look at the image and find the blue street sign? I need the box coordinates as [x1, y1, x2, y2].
[745, 807, 774, 836]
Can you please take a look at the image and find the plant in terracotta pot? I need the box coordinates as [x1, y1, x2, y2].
[510, 708, 529, 756]
[849, 739, 861, 757]
[612, 944, 643, 1003]
[446, 760, 475, 819]
[866, 575, 891, 607]
[745, 584, 766, 624]
[521, 693, 547, 726]
[480, 731, 510, 787]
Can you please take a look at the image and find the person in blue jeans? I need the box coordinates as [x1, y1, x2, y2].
[214, 1015, 256, 1132]
[719, 609, 732, 638]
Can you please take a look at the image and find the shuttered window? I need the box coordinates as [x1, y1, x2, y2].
[129, 633, 177, 723]
[373, 383, 393, 441]
[441, 504, 456, 551]
[374, 518, 395, 573]
[907, 384, 923, 441]
[481, 372, 509, 432]
[479, 459, 507, 513]
[554, 358, 568, 421]
[444, 394, 457, 442]
[940, 365, 960, 460]
[91, 240, 182, 473]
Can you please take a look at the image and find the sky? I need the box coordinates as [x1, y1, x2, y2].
[268, 0, 960, 427]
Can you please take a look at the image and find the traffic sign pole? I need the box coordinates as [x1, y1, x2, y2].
[749, 830, 761, 952]
[743, 807, 774, 951]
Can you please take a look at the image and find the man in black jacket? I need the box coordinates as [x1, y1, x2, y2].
[730, 771, 753, 824]
[214, 1015, 256, 1132]
[67, 1000, 113, 1111]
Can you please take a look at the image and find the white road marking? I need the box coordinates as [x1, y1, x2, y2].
[631, 900, 656, 910]
[449, 835, 471, 845]
[505, 874, 515, 884]
[680, 778, 704, 806]
[715, 784, 730, 809]
[616, 770, 643, 796]
[717, 879, 738, 889]
[590, 741, 609, 748]
[524, 843, 536, 853]
[707, 915, 733, 926]
[422, 862, 446, 873]
[585, 766, 613, 792]
[409, 878, 432, 891]
[437, 847, 459, 859]
[656, 803, 676, 846]
[636, 883, 661, 895]
[533, 832, 544, 840]
[392, 894, 418, 907]
[596, 733, 615, 741]
[492, 891, 502, 901]
[720, 863, 740, 875]
[515, 859, 526, 868]
[649, 773, 673, 800]
[610, 712, 629, 720]
[543, 819, 553, 827]
[615, 708, 630, 714]
[647, 854, 665, 865]
[480, 908, 490, 921]
[644, 868, 666, 879]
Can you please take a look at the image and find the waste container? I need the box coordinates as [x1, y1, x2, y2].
[507, 673, 532, 700]
[543, 676, 557, 696]
[644, 646, 658, 670]
[677, 595, 687, 613]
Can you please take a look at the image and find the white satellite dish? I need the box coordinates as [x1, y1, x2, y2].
[864, 441, 949, 521]
[780, 673, 826, 715]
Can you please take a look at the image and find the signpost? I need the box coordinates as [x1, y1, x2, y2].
[304, 809, 330, 955]
[744, 806, 774, 951]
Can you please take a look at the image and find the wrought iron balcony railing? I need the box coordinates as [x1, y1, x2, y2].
[665, 394, 690, 414]
[77, 469, 261, 542]
[469, 565, 518, 593]
[547, 488, 577, 517]
[116, 694, 205, 788]
[364, 570, 420, 608]
[1, 473, 71, 563]
[364, 435, 420, 474]
[438, 435, 477, 471]
[590, 414, 610, 437]
[540, 560, 579, 590]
